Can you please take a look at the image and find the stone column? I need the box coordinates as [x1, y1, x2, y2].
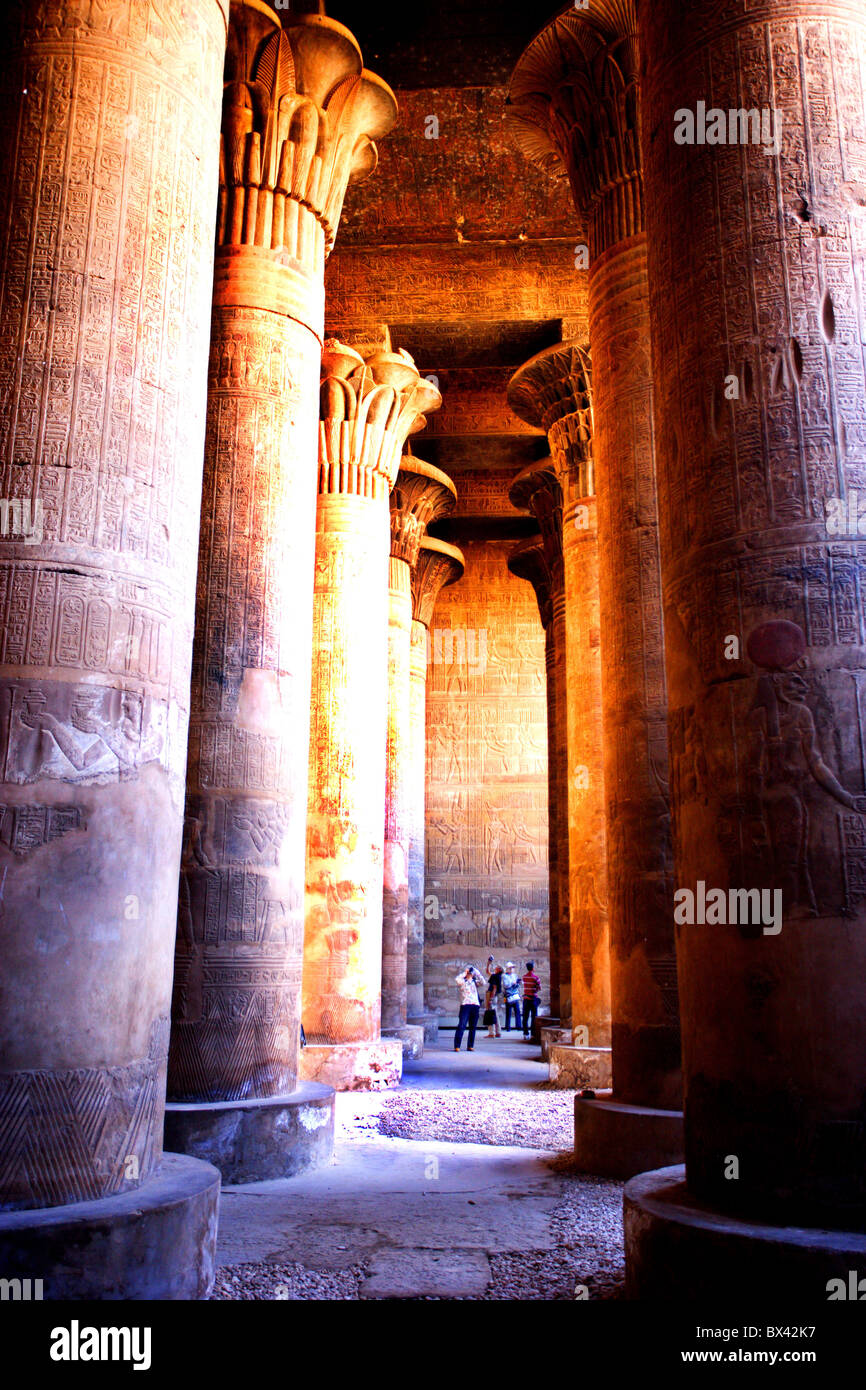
[383, 457, 456, 1060]
[508, 3, 682, 1168]
[0, 0, 228, 1298]
[165, 2, 396, 1180]
[507, 476, 566, 1029]
[300, 344, 441, 1091]
[407, 537, 465, 1036]
[625, 0, 866, 1297]
[507, 535, 565, 1037]
[507, 432, 612, 1089]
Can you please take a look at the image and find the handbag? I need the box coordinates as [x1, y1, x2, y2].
[482, 1007, 497, 1026]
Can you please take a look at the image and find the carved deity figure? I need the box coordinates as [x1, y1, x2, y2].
[744, 671, 866, 916]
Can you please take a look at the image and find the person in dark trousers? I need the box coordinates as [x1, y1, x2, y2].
[454, 965, 485, 1051]
[484, 956, 503, 1037]
[522, 960, 541, 1038]
[502, 961, 522, 1032]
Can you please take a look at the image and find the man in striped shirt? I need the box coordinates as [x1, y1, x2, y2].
[522, 960, 541, 1038]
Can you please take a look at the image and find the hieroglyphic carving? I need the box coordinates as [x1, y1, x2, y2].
[325, 241, 589, 330]
[424, 540, 549, 1015]
[508, 534, 566, 1019]
[507, 345, 610, 1044]
[303, 342, 441, 1060]
[449, 470, 527, 518]
[382, 458, 456, 1034]
[507, 44, 678, 1092]
[171, 8, 397, 1106]
[639, 0, 866, 1216]
[0, 0, 228, 1207]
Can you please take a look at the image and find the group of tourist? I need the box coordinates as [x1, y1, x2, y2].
[453, 957, 541, 1052]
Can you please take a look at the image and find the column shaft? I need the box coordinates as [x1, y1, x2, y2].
[382, 456, 455, 1049]
[550, 589, 571, 1024]
[589, 235, 679, 1108]
[406, 619, 428, 1020]
[301, 346, 441, 1090]
[640, 0, 866, 1222]
[543, 621, 562, 1021]
[408, 536, 464, 1026]
[168, 5, 396, 1117]
[561, 494, 611, 1045]
[382, 555, 412, 1032]
[0, 0, 228, 1210]
[305, 490, 390, 1043]
[508, 5, 678, 1113]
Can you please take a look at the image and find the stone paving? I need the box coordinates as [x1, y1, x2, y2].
[212, 1036, 625, 1300]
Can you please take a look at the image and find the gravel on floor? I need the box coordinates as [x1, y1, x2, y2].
[341, 1085, 577, 1150]
[210, 1261, 364, 1300]
[211, 1089, 626, 1300]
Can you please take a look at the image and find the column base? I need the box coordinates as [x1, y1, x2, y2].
[298, 1038, 403, 1091]
[408, 1013, 440, 1043]
[164, 1083, 335, 1184]
[540, 1025, 569, 1061]
[573, 1097, 683, 1179]
[531, 1010, 554, 1043]
[0, 1153, 219, 1300]
[624, 1165, 866, 1301]
[383, 1024, 424, 1060]
[548, 1044, 612, 1089]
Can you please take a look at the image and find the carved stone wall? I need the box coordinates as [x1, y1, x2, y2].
[424, 539, 549, 1016]
[0, 0, 229, 1209]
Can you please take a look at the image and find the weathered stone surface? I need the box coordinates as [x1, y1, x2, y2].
[508, 0, 680, 1116]
[408, 538, 465, 1019]
[298, 1040, 402, 1093]
[164, 1083, 334, 1184]
[170, 3, 397, 1118]
[574, 1098, 683, 1181]
[382, 458, 456, 1037]
[0, 1154, 220, 1300]
[640, 0, 866, 1227]
[362, 1246, 491, 1299]
[382, 1024, 425, 1062]
[0, 0, 229, 1211]
[506, 388, 610, 1048]
[539, 1026, 571, 1062]
[408, 1014, 441, 1044]
[625, 1167, 866, 1302]
[548, 1045, 612, 1091]
[424, 538, 550, 1017]
[406, 619, 429, 1021]
[508, 474, 568, 1022]
[303, 345, 439, 1087]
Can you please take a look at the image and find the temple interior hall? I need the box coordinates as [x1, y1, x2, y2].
[1, 0, 866, 1322]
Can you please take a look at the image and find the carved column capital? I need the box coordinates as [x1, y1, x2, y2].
[506, 2, 641, 256]
[508, 458, 566, 593]
[508, 344, 594, 498]
[318, 341, 442, 499]
[219, 1, 397, 266]
[411, 537, 465, 629]
[390, 455, 457, 566]
[508, 535, 553, 630]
